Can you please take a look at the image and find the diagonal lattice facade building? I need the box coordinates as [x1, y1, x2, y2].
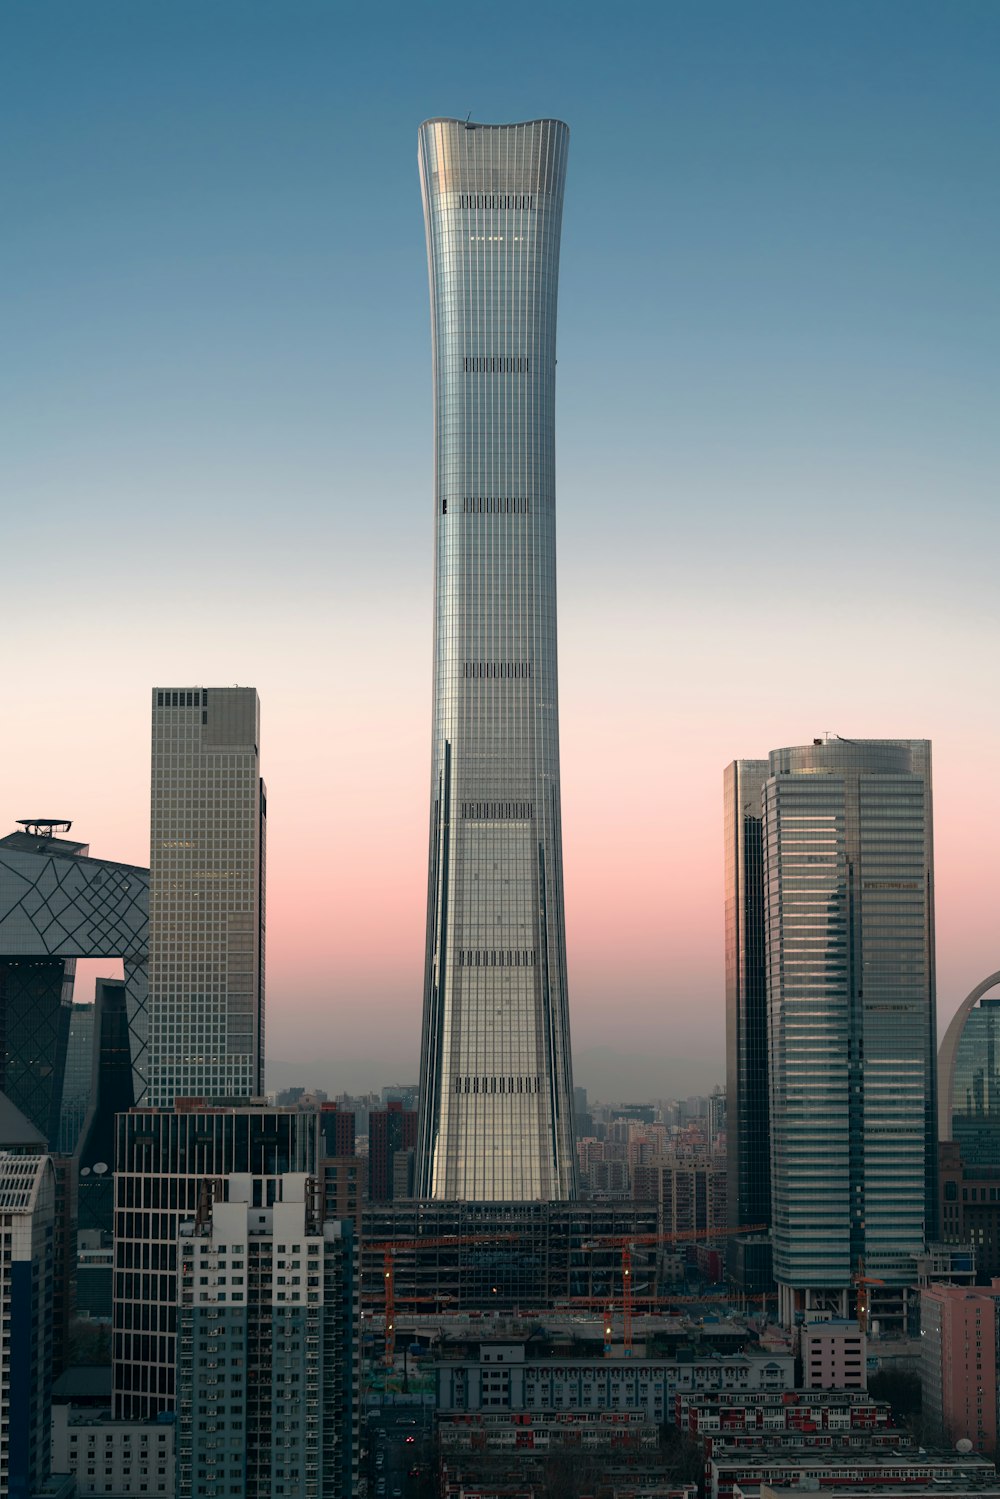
[0, 825, 149, 1134]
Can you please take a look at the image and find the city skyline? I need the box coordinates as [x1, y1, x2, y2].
[5, 2, 1000, 1097]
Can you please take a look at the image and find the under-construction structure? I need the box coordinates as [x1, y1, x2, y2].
[362, 1201, 659, 1314]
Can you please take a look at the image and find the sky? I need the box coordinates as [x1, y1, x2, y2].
[3, 0, 999, 1099]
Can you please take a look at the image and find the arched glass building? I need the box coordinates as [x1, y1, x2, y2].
[939, 972, 1000, 1276]
[941, 973, 1000, 1161]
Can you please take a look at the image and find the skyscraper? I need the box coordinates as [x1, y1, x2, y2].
[724, 759, 770, 1236]
[761, 739, 937, 1326]
[148, 688, 265, 1106]
[415, 117, 577, 1201]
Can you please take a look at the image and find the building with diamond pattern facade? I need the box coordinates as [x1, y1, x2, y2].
[0, 824, 149, 1133]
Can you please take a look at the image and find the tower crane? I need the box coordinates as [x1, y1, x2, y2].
[583, 1221, 768, 1354]
[369, 1233, 518, 1365]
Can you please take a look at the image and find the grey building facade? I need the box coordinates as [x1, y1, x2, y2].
[176, 1176, 358, 1499]
[148, 688, 265, 1107]
[416, 117, 577, 1201]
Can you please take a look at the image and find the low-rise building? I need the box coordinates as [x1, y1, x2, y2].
[676, 1389, 891, 1435]
[434, 1337, 794, 1426]
[800, 1320, 867, 1389]
[51, 1404, 174, 1496]
[708, 1447, 996, 1499]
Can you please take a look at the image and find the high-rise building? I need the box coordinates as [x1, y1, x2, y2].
[921, 1280, 1000, 1451]
[112, 1103, 320, 1419]
[415, 117, 577, 1201]
[0, 1152, 56, 1497]
[148, 688, 265, 1106]
[0, 820, 149, 1123]
[760, 739, 937, 1326]
[656, 1153, 728, 1242]
[368, 1101, 417, 1202]
[938, 971, 1000, 1276]
[176, 1174, 358, 1499]
[724, 760, 770, 1239]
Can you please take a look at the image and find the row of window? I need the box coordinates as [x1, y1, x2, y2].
[454, 1075, 542, 1095]
[444, 496, 532, 514]
[463, 357, 530, 373]
[462, 662, 532, 679]
[458, 194, 533, 209]
[455, 949, 537, 967]
[157, 691, 207, 708]
[460, 802, 533, 820]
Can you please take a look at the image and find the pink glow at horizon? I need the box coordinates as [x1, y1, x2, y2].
[5, 557, 999, 1100]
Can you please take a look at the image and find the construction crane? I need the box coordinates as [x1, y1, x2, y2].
[852, 1257, 885, 1336]
[583, 1222, 768, 1355]
[369, 1233, 517, 1366]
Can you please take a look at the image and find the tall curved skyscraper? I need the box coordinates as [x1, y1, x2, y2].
[416, 118, 577, 1201]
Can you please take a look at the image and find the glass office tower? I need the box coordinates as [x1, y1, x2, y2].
[724, 760, 771, 1236]
[763, 740, 937, 1326]
[415, 118, 577, 1200]
[148, 688, 265, 1106]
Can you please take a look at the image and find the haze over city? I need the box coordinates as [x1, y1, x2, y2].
[5, 0, 999, 1099]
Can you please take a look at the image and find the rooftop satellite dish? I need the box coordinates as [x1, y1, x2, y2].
[957, 1439, 974, 1453]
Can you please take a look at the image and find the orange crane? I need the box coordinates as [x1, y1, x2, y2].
[852, 1257, 885, 1336]
[369, 1233, 517, 1365]
[583, 1222, 768, 1355]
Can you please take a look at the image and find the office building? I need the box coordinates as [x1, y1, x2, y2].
[939, 972, 1000, 1276]
[0, 820, 149, 1125]
[176, 1174, 358, 1499]
[724, 760, 770, 1243]
[922, 1280, 1000, 1452]
[51, 1403, 175, 1496]
[415, 117, 577, 1200]
[0, 1152, 57, 1498]
[759, 739, 937, 1325]
[147, 687, 265, 1106]
[368, 1100, 417, 1201]
[112, 1103, 320, 1419]
[58, 1002, 97, 1154]
[318, 1103, 355, 1158]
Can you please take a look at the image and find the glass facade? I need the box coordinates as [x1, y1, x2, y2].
[415, 118, 576, 1200]
[763, 740, 937, 1302]
[148, 688, 265, 1107]
[940, 975, 1000, 1167]
[724, 759, 771, 1234]
[112, 1106, 321, 1419]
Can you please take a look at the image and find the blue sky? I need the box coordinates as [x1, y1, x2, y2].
[4, 1, 999, 1094]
